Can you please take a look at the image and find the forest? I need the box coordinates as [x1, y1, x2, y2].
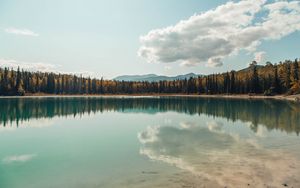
[0, 59, 299, 96]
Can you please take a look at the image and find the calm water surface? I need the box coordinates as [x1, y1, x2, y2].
[0, 97, 299, 188]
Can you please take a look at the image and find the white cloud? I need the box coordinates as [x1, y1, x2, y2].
[138, 0, 300, 67]
[2, 154, 36, 164]
[0, 58, 95, 77]
[254, 51, 266, 63]
[5, 28, 39, 37]
[207, 57, 223, 67]
[0, 58, 60, 72]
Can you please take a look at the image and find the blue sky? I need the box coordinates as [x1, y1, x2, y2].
[0, 0, 300, 79]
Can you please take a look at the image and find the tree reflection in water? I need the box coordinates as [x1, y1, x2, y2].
[0, 97, 299, 135]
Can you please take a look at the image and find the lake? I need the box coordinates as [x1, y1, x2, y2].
[0, 96, 299, 188]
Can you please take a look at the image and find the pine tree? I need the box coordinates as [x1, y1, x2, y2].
[293, 59, 299, 81]
[223, 72, 230, 94]
[251, 65, 260, 93]
[3, 68, 10, 95]
[284, 63, 291, 91]
[15, 67, 24, 96]
[273, 65, 281, 94]
[230, 71, 235, 94]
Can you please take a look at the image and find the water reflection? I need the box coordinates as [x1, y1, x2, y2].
[138, 121, 300, 187]
[0, 97, 299, 134]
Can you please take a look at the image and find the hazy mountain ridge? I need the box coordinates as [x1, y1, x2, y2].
[114, 73, 200, 82]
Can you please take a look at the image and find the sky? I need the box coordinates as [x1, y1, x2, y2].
[0, 0, 300, 79]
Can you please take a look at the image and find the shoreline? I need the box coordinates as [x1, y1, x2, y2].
[0, 93, 299, 102]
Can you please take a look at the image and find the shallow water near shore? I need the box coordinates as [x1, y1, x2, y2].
[0, 97, 299, 188]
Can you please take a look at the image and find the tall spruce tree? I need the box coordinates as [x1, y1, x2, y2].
[251, 65, 260, 93]
[293, 59, 299, 81]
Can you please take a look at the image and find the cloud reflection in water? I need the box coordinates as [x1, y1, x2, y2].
[138, 121, 300, 187]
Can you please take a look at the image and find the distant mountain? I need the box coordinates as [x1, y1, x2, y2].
[114, 73, 200, 82]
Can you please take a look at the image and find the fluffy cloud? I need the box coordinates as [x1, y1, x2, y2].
[0, 59, 58, 72]
[254, 51, 266, 63]
[138, 0, 300, 67]
[0, 59, 95, 77]
[5, 28, 39, 37]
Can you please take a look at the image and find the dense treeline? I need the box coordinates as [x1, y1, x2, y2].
[0, 59, 299, 96]
[0, 97, 299, 135]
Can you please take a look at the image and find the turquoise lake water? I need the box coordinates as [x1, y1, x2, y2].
[0, 97, 299, 188]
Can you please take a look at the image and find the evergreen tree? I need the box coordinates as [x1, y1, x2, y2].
[0, 58, 298, 96]
[293, 59, 299, 81]
[15, 67, 24, 95]
[273, 65, 281, 94]
[251, 65, 260, 93]
[230, 71, 235, 94]
[284, 63, 291, 91]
